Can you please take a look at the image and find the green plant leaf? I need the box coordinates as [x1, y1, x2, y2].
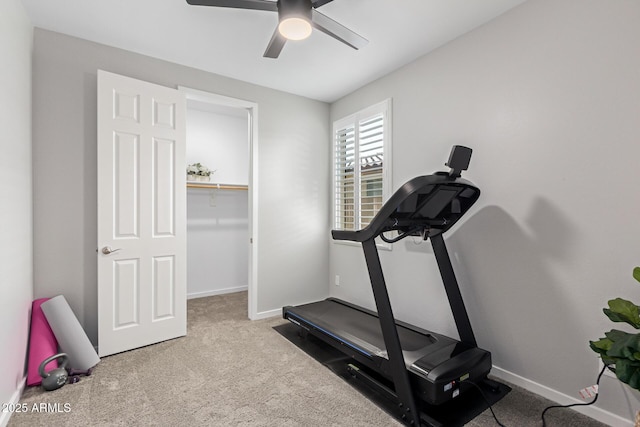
[589, 338, 612, 355]
[604, 298, 640, 329]
[607, 331, 640, 360]
[605, 329, 631, 342]
[589, 267, 640, 391]
[615, 359, 640, 389]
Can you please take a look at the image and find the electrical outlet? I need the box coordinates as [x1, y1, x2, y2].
[335, 275, 340, 286]
[599, 359, 616, 378]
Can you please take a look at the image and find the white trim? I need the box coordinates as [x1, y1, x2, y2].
[333, 239, 393, 251]
[332, 98, 392, 250]
[491, 365, 633, 427]
[0, 377, 26, 427]
[178, 86, 260, 321]
[187, 286, 249, 300]
[248, 107, 259, 321]
[252, 307, 282, 320]
[178, 87, 255, 110]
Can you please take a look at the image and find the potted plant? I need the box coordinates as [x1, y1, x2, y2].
[590, 267, 640, 392]
[187, 163, 213, 182]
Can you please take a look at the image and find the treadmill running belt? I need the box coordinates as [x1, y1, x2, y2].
[285, 299, 452, 365]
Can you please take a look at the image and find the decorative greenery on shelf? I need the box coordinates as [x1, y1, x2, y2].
[590, 267, 640, 390]
[187, 163, 213, 177]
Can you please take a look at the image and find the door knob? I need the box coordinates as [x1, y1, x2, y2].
[101, 246, 121, 255]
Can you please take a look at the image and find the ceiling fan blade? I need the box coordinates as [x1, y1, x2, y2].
[186, 0, 278, 12]
[311, 0, 334, 8]
[263, 27, 287, 58]
[311, 10, 368, 50]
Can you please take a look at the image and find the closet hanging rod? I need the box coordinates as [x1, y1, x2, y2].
[186, 182, 248, 191]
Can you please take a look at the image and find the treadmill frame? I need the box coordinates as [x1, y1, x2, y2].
[284, 146, 493, 426]
[361, 233, 480, 425]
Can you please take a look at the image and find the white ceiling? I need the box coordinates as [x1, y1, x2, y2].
[21, 0, 526, 103]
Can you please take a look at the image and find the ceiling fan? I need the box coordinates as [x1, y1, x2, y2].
[186, 0, 368, 58]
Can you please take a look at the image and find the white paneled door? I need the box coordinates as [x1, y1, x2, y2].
[97, 70, 187, 357]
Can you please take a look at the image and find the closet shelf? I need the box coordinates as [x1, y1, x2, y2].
[187, 182, 248, 191]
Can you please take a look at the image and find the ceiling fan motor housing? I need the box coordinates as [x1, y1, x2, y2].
[277, 0, 312, 22]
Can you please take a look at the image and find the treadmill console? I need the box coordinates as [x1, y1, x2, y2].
[332, 145, 480, 242]
[445, 145, 472, 178]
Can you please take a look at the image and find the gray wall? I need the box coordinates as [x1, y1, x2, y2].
[330, 0, 640, 423]
[0, 0, 33, 420]
[32, 29, 330, 344]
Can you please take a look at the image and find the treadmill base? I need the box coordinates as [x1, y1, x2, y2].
[274, 322, 511, 427]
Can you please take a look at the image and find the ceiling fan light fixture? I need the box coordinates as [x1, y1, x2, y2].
[278, 17, 312, 40]
[277, 0, 313, 41]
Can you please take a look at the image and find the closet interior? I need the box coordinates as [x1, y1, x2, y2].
[185, 99, 250, 300]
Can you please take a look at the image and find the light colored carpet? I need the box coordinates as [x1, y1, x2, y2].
[9, 292, 608, 426]
[10, 292, 400, 426]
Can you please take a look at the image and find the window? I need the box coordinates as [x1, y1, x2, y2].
[333, 99, 391, 233]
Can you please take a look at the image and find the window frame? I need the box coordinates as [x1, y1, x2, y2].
[332, 98, 392, 248]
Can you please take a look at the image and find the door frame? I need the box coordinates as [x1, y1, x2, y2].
[178, 86, 259, 320]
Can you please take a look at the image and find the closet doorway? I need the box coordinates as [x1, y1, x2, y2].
[179, 86, 258, 319]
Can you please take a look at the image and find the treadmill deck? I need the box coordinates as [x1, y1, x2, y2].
[283, 297, 490, 394]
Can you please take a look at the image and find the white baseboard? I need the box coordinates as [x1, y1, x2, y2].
[491, 366, 633, 427]
[251, 307, 281, 320]
[187, 286, 248, 300]
[1, 376, 26, 427]
[187, 286, 280, 319]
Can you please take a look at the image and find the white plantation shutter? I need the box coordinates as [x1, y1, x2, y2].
[335, 124, 356, 230]
[333, 99, 391, 232]
[359, 114, 384, 228]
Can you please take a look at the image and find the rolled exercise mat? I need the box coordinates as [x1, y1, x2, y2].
[41, 295, 100, 370]
[27, 298, 58, 386]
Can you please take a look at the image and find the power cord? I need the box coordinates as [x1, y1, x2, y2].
[460, 380, 506, 427]
[459, 364, 609, 427]
[540, 364, 608, 426]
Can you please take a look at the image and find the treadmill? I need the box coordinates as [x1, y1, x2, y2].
[283, 146, 501, 426]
